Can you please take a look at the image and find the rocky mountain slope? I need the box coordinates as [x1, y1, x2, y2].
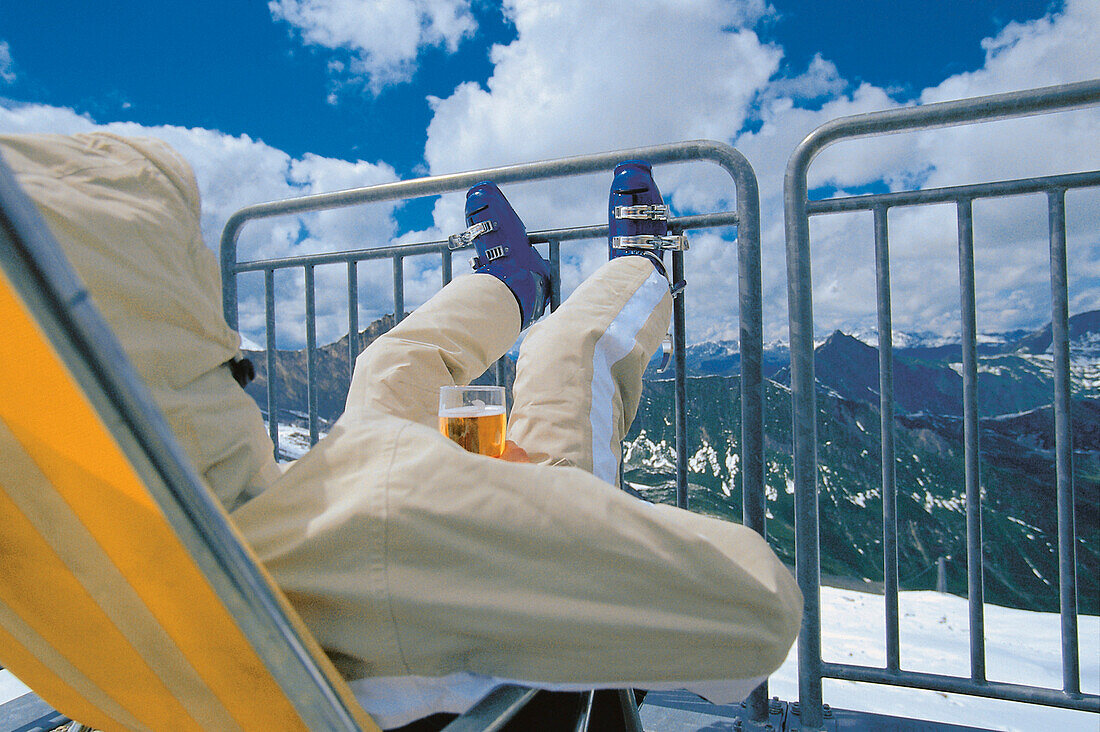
[623, 375, 1098, 614]
[242, 314, 514, 428]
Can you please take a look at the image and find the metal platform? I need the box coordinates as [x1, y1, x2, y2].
[639, 691, 996, 732]
[0, 691, 70, 732]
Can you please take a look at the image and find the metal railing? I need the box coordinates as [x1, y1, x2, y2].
[784, 79, 1100, 729]
[220, 140, 761, 502]
[221, 139, 773, 720]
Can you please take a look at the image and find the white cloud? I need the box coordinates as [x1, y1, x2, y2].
[270, 0, 476, 93]
[0, 41, 14, 85]
[422, 0, 1100, 344]
[788, 0, 1100, 341]
[425, 0, 779, 174]
[421, 0, 786, 335]
[3, 0, 1096, 351]
[0, 100, 402, 347]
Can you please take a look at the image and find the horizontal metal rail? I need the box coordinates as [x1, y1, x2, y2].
[230, 211, 739, 273]
[221, 140, 755, 329]
[784, 79, 1100, 730]
[824, 663, 1098, 713]
[807, 170, 1100, 213]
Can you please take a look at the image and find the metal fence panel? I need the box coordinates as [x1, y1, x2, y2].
[221, 141, 770, 717]
[784, 80, 1100, 729]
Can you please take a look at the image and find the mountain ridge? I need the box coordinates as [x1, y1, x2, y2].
[241, 310, 1099, 613]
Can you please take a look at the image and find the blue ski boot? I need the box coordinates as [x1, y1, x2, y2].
[608, 160, 685, 279]
[451, 181, 551, 330]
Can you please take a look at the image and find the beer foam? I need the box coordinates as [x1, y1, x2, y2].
[439, 404, 506, 418]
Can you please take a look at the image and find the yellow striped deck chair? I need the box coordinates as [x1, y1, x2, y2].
[0, 152, 381, 730]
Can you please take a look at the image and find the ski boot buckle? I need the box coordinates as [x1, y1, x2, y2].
[612, 203, 670, 221]
[657, 333, 674, 373]
[611, 233, 690, 252]
[448, 220, 496, 250]
[470, 244, 509, 270]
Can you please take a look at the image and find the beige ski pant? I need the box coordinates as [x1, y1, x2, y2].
[231, 256, 802, 727]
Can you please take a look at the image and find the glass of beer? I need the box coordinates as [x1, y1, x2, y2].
[438, 385, 507, 457]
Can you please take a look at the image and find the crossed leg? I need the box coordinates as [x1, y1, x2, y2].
[344, 256, 669, 487]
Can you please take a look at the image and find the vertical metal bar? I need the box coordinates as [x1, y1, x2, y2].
[784, 151, 823, 731]
[304, 265, 318, 446]
[617, 689, 643, 732]
[393, 255, 405, 324]
[1049, 187, 1080, 695]
[672, 249, 689, 510]
[574, 691, 595, 732]
[442, 247, 453, 286]
[549, 239, 562, 312]
[221, 237, 240, 331]
[739, 224, 765, 534]
[347, 260, 358, 380]
[734, 166, 770, 722]
[874, 204, 901, 673]
[957, 196, 985, 681]
[264, 269, 279, 460]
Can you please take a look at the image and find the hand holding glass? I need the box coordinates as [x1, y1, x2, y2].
[438, 385, 507, 457]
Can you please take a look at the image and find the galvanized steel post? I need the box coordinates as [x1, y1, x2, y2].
[304, 264, 318, 446]
[672, 248, 689, 510]
[393, 256, 405, 324]
[731, 156, 769, 722]
[347, 260, 358, 378]
[873, 203, 901, 673]
[548, 239, 561, 312]
[1048, 187, 1080, 696]
[264, 268, 279, 458]
[784, 128, 825, 732]
[956, 196, 986, 681]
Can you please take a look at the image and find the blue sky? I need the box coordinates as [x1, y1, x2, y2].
[0, 1, 1056, 172]
[0, 0, 1096, 347]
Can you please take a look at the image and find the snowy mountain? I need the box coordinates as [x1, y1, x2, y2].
[244, 310, 1100, 424]
[242, 310, 1100, 614]
[242, 312, 515, 428]
[767, 309, 1100, 418]
[622, 375, 1099, 615]
[639, 587, 1099, 732]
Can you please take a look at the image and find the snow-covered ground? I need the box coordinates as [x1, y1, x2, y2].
[2, 587, 1095, 729]
[0, 671, 28, 709]
[273, 421, 317, 461]
[766, 588, 1099, 731]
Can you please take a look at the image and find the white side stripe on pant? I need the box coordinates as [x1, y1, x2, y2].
[589, 268, 669, 485]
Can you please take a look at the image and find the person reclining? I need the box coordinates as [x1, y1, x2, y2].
[0, 132, 802, 730]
